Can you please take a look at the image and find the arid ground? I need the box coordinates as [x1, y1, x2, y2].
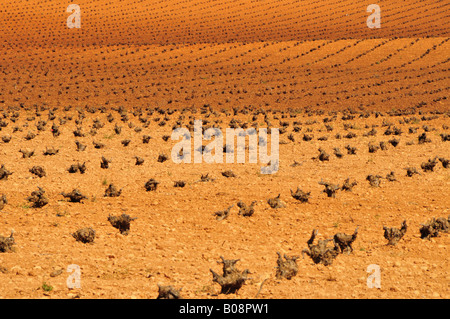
[0, 0, 449, 299]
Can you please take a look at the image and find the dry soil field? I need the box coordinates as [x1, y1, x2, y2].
[0, 0, 449, 299]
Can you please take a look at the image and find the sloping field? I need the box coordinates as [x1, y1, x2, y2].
[0, 0, 448, 111]
[0, 107, 449, 299]
[1, 37, 449, 111]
